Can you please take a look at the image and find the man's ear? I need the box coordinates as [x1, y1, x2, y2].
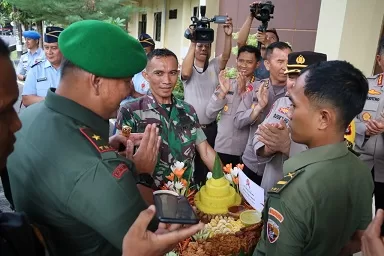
[318, 108, 333, 130]
[90, 74, 102, 96]
[142, 70, 150, 82]
[264, 59, 270, 71]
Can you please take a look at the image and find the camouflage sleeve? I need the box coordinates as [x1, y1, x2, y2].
[190, 105, 207, 145]
[196, 127, 207, 145]
[116, 104, 139, 133]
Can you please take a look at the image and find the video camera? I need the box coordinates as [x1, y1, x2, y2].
[250, 1, 275, 32]
[184, 5, 227, 44]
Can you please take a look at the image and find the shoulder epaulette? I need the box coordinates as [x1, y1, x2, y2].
[347, 146, 360, 157]
[269, 169, 304, 194]
[31, 60, 44, 68]
[79, 127, 114, 154]
[21, 51, 27, 55]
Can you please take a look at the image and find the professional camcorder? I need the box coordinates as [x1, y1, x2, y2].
[184, 5, 227, 44]
[250, 1, 275, 32]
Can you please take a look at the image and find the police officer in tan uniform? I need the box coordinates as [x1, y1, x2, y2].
[206, 45, 261, 165]
[253, 52, 326, 195]
[355, 37, 384, 211]
[234, 42, 292, 185]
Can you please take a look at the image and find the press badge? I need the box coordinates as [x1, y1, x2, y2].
[37, 77, 47, 82]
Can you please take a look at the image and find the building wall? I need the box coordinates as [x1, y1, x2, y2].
[216, 0, 322, 66]
[128, 0, 220, 62]
[315, 0, 384, 76]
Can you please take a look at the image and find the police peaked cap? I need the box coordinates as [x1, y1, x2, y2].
[285, 51, 327, 74]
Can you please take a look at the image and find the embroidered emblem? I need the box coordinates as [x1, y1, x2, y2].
[246, 84, 254, 92]
[378, 74, 383, 86]
[368, 89, 381, 95]
[278, 107, 289, 115]
[37, 77, 47, 82]
[267, 219, 280, 243]
[112, 163, 129, 179]
[223, 105, 229, 112]
[79, 128, 114, 153]
[141, 83, 146, 89]
[296, 55, 305, 65]
[269, 207, 284, 223]
[362, 112, 371, 121]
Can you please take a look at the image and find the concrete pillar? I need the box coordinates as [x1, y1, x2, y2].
[315, 0, 384, 76]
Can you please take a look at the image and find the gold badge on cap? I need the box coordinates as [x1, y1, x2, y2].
[296, 55, 305, 65]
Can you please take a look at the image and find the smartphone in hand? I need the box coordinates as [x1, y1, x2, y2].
[153, 190, 199, 225]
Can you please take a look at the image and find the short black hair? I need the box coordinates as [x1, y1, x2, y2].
[300, 60, 368, 130]
[147, 48, 178, 64]
[60, 59, 81, 78]
[238, 45, 261, 62]
[265, 41, 292, 59]
[266, 29, 279, 42]
[378, 37, 384, 56]
[0, 38, 10, 57]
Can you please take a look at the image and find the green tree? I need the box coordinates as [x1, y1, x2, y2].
[8, 0, 143, 26]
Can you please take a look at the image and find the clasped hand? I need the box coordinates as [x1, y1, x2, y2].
[255, 120, 290, 156]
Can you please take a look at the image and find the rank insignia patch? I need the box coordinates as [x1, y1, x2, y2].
[267, 219, 280, 243]
[112, 163, 129, 179]
[79, 128, 114, 153]
[270, 170, 303, 194]
[246, 84, 254, 92]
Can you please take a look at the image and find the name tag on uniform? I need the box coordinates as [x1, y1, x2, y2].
[37, 77, 47, 82]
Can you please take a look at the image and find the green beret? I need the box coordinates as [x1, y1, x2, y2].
[58, 20, 147, 78]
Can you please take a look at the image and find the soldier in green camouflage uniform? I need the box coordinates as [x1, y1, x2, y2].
[116, 49, 217, 188]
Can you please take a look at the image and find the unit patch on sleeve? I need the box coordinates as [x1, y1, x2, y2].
[267, 219, 280, 243]
[112, 163, 129, 179]
[268, 207, 284, 223]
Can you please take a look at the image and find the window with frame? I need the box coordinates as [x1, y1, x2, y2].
[138, 14, 147, 37]
[169, 9, 177, 19]
[154, 12, 162, 41]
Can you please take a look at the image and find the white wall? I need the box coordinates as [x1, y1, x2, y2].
[315, 0, 384, 76]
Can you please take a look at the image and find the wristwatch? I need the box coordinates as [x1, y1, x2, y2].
[136, 173, 155, 188]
